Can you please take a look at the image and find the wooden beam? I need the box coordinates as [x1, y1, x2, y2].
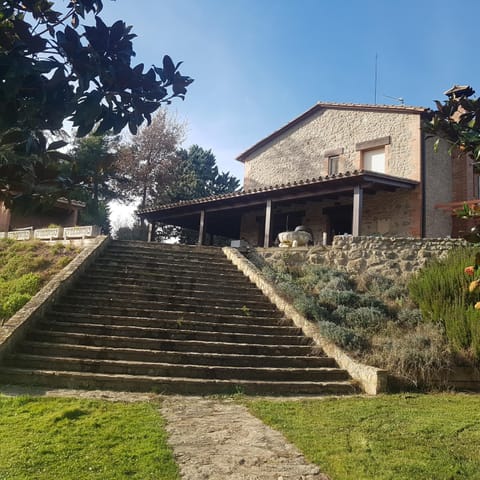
[352, 186, 363, 236]
[264, 199, 272, 248]
[197, 210, 206, 245]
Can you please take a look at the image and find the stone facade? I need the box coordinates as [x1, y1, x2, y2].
[256, 235, 467, 280]
[242, 106, 423, 190]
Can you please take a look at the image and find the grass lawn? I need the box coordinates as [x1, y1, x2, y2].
[245, 394, 480, 480]
[0, 396, 179, 480]
[0, 239, 79, 323]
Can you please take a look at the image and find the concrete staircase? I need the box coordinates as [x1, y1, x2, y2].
[0, 241, 358, 395]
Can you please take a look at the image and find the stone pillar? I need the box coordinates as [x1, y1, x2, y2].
[264, 199, 272, 248]
[352, 186, 363, 236]
[198, 210, 206, 246]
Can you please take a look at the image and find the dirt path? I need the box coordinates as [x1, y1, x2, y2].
[161, 396, 329, 480]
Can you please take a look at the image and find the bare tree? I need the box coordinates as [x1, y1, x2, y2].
[117, 109, 186, 209]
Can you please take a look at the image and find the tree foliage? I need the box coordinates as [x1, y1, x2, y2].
[174, 145, 241, 200]
[116, 109, 185, 209]
[425, 86, 480, 169]
[0, 0, 193, 204]
[68, 134, 123, 232]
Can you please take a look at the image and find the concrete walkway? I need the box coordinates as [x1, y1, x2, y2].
[161, 396, 329, 480]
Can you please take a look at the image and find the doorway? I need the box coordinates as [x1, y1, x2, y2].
[325, 205, 352, 241]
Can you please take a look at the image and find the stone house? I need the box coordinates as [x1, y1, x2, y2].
[139, 101, 476, 246]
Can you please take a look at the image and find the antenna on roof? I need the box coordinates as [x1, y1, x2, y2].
[374, 53, 378, 104]
[383, 94, 405, 105]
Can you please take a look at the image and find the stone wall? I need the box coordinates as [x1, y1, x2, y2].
[256, 235, 467, 279]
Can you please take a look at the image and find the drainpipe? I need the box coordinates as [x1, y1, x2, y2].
[420, 130, 426, 238]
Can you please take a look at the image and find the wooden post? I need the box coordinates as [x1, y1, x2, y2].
[264, 199, 272, 248]
[352, 186, 363, 236]
[198, 210, 206, 245]
[147, 222, 154, 242]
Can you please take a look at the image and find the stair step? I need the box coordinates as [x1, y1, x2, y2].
[98, 253, 235, 270]
[26, 330, 316, 356]
[79, 274, 261, 295]
[0, 367, 358, 395]
[70, 288, 275, 310]
[86, 266, 253, 286]
[74, 278, 265, 299]
[45, 312, 301, 335]
[54, 296, 281, 319]
[109, 241, 227, 258]
[50, 304, 286, 326]
[7, 354, 350, 382]
[36, 320, 311, 346]
[19, 342, 334, 368]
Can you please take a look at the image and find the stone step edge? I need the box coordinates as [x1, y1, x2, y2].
[51, 304, 284, 323]
[35, 320, 309, 343]
[0, 367, 358, 392]
[85, 270, 250, 286]
[10, 354, 346, 375]
[110, 241, 223, 253]
[80, 274, 261, 292]
[71, 288, 274, 309]
[21, 341, 329, 362]
[45, 312, 299, 332]
[98, 253, 234, 267]
[28, 330, 316, 351]
[60, 295, 278, 315]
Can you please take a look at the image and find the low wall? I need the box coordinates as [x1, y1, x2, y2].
[257, 236, 467, 279]
[0, 236, 110, 363]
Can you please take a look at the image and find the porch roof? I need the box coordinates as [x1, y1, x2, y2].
[138, 170, 419, 224]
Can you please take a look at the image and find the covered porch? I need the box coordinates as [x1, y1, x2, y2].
[138, 170, 420, 247]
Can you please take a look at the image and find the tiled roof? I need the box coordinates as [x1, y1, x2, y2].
[138, 170, 418, 215]
[236, 101, 427, 162]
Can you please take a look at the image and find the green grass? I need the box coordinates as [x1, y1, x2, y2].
[0, 396, 179, 480]
[245, 394, 480, 480]
[0, 239, 78, 323]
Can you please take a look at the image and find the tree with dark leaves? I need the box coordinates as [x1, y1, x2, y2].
[0, 0, 193, 205]
[425, 85, 480, 169]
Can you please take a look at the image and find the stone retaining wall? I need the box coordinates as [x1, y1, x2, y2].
[0, 236, 110, 363]
[256, 236, 467, 279]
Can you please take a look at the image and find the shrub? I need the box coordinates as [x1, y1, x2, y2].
[409, 246, 480, 360]
[294, 295, 332, 322]
[318, 321, 368, 351]
[317, 288, 361, 309]
[343, 306, 385, 333]
[1, 293, 32, 320]
[369, 323, 451, 388]
[396, 308, 423, 328]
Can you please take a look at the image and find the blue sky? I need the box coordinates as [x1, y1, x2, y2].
[100, 0, 479, 184]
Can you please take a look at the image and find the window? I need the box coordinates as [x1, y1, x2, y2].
[324, 148, 343, 175]
[363, 147, 385, 173]
[328, 155, 340, 175]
